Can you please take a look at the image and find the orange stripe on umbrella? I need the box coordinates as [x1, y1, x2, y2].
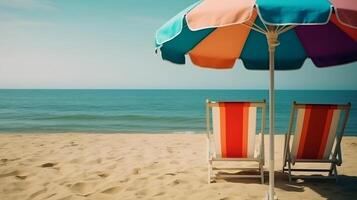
[189, 11, 257, 69]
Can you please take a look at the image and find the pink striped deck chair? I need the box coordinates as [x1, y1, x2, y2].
[283, 102, 351, 182]
[206, 100, 266, 183]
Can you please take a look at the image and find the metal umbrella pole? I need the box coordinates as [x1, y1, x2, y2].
[266, 27, 279, 200]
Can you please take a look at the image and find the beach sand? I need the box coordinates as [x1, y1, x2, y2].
[0, 134, 356, 200]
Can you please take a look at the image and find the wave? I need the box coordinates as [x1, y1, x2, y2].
[31, 114, 204, 123]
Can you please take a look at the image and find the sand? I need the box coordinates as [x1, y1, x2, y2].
[0, 133, 356, 200]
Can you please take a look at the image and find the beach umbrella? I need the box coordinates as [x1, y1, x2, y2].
[154, 0, 357, 199]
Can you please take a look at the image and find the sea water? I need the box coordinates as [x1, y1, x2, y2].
[0, 89, 356, 135]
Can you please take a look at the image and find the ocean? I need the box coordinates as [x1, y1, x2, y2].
[0, 89, 356, 135]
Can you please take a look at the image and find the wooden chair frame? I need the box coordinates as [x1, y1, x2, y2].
[282, 101, 351, 182]
[206, 99, 266, 184]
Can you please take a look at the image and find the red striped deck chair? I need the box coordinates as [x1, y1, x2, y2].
[283, 102, 351, 182]
[206, 100, 266, 183]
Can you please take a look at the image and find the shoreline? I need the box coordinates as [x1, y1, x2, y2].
[1, 132, 357, 136]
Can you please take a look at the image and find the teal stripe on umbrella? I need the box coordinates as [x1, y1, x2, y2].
[160, 19, 214, 64]
[240, 18, 307, 70]
[257, 0, 332, 25]
[155, 1, 202, 47]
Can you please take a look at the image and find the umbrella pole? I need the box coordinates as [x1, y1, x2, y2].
[266, 29, 279, 200]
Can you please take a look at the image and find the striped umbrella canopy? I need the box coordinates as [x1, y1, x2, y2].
[155, 0, 357, 68]
[154, 0, 357, 199]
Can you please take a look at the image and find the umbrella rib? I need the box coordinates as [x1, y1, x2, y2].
[274, 25, 279, 32]
[278, 25, 296, 34]
[261, 21, 269, 32]
[252, 23, 267, 33]
[277, 25, 287, 33]
[242, 22, 266, 34]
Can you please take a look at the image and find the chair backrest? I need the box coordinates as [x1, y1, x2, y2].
[289, 102, 351, 161]
[207, 100, 266, 159]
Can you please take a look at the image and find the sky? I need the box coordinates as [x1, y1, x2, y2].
[0, 0, 356, 90]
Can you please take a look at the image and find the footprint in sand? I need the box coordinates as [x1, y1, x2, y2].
[101, 186, 121, 194]
[132, 168, 141, 175]
[154, 192, 165, 197]
[169, 179, 181, 186]
[0, 170, 28, 180]
[119, 178, 130, 183]
[97, 172, 109, 178]
[70, 141, 78, 146]
[61, 142, 79, 149]
[0, 158, 8, 165]
[1, 158, 20, 164]
[68, 182, 97, 196]
[40, 163, 56, 168]
[15, 175, 27, 180]
[43, 193, 56, 199]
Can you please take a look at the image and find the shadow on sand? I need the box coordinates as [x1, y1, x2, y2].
[218, 171, 357, 199]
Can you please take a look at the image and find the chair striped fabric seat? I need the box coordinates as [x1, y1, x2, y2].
[206, 100, 266, 183]
[291, 105, 342, 161]
[283, 102, 351, 182]
[212, 102, 257, 159]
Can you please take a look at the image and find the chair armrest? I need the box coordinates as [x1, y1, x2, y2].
[256, 132, 265, 164]
[206, 136, 214, 160]
[337, 145, 343, 166]
[283, 133, 290, 166]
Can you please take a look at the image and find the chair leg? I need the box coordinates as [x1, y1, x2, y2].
[208, 159, 213, 184]
[260, 162, 264, 184]
[282, 159, 287, 172]
[283, 134, 287, 170]
[333, 164, 338, 183]
[328, 162, 335, 176]
[287, 159, 292, 183]
[282, 153, 288, 172]
[328, 162, 339, 182]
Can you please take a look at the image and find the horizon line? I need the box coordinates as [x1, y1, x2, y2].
[0, 88, 356, 91]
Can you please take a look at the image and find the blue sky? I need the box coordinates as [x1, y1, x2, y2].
[0, 0, 356, 89]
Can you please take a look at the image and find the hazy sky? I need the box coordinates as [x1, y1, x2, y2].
[0, 0, 356, 89]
